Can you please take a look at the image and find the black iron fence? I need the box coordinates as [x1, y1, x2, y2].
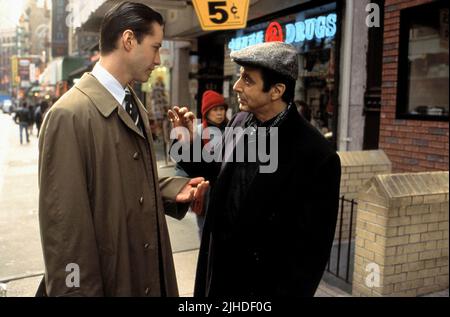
[324, 196, 358, 290]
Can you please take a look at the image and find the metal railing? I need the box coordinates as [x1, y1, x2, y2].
[326, 196, 358, 285]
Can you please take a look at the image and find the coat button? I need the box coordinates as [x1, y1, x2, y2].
[144, 243, 150, 249]
[139, 196, 144, 204]
[133, 152, 140, 160]
[145, 287, 150, 295]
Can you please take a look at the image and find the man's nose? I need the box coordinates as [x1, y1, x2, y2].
[154, 51, 161, 66]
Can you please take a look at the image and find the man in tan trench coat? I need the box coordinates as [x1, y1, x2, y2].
[37, 2, 208, 297]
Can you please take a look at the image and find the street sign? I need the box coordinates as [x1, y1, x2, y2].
[11, 56, 18, 87]
[192, 0, 250, 31]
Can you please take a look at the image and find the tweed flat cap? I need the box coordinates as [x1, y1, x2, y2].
[230, 42, 298, 81]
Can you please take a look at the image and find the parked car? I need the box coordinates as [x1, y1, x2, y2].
[2, 99, 13, 114]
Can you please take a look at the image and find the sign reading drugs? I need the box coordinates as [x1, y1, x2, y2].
[192, 0, 249, 31]
[228, 13, 337, 52]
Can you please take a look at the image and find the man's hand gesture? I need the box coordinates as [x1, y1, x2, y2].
[167, 106, 196, 143]
[175, 177, 210, 215]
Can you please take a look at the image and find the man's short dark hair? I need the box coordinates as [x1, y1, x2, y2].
[239, 62, 296, 104]
[99, 1, 164, 55]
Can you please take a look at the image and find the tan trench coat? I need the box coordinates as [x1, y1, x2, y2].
[38, 73, 189, 296]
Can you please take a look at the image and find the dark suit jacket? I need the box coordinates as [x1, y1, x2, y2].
[179, 105, 341, 297]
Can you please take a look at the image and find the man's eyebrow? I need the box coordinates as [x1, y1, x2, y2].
[241, 70, 253, 81]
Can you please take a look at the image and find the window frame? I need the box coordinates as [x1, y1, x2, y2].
[396, 0, 449, 122]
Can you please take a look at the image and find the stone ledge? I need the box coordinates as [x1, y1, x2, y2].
[360, 172, 449, 202]
[338, 150, 392, 167]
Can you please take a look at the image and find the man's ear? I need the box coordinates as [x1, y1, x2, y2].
[271, 83, 286, 101]
[121, 29, 135, 52]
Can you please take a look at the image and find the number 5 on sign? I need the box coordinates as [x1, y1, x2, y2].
[192, 0, 250, 31]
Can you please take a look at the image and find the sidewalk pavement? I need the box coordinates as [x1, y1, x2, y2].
[4, 264, 448, 297]
[2, 248, 352, 297]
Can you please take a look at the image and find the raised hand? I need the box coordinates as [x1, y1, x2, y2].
[168, 106, 196, 143]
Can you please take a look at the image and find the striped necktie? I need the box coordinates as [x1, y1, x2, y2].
[124, 89, 140, 126]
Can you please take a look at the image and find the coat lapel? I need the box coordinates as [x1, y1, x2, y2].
[117, 103, 146, 139]
[75, 73, 119, 117]
[218, 112, 249, 177]
[217, 107, 297, 199]
[128, 85, 152, 140]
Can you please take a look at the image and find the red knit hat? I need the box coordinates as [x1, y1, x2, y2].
[201, 90, 226, 127]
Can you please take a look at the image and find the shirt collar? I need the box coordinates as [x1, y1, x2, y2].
[91, 62, 126, 106]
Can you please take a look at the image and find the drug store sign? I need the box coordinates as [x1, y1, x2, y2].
[228, 13, 337, 52]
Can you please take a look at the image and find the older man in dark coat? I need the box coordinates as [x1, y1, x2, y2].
[169, 42, 341, 297]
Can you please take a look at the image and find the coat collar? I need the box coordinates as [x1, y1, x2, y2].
[75, 73, 119, 118]
[75, 73, 150, 139]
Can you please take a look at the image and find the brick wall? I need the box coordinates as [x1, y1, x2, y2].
[379, 0, 449, 173]
[336, 150, 391, 241]
[352, 172, 449, 296]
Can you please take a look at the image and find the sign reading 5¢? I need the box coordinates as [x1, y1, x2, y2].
[192, 0, 250, 31]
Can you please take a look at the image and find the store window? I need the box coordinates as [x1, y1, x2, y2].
[397, 0, 449, 121]
[225, 2, 338, 140]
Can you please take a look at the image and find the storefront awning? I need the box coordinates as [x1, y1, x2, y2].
[39, 58, 62, 85]
[39, 57, 88, 85]
[68, 61, 95, 80]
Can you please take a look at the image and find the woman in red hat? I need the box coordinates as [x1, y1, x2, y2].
[174, 90, 229, 238]
[200, 90, 229, 141]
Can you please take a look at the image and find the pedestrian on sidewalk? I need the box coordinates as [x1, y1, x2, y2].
[173, 90, 229, 239]
[34, 101, 49, 137]
[13, 103, 30, 144]
[27, 103, 35, 136]
[37, 1, 208, 297]
[169, 41, 341, 297]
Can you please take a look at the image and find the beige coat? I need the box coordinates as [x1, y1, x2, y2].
[38, 73, 188, 296]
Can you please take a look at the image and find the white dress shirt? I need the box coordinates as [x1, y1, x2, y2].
[91, 62, 127, 109]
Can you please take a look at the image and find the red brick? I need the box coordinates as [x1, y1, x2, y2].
[434, 163, 448, 171]
[383, 69, 398, 76]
